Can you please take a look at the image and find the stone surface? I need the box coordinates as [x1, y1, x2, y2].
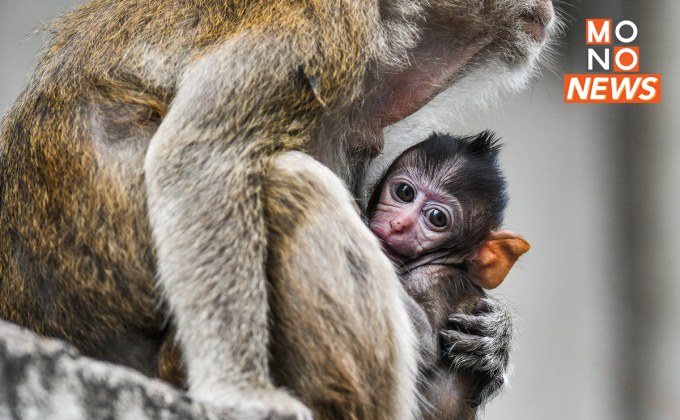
[0, 320, 215, 420]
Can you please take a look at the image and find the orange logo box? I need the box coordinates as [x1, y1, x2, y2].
[613, 47, 640, 72]
[587, 19, 612, 44]
[564, 74, 661, 103]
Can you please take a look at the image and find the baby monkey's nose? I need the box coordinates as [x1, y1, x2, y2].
[390, 216, 413, 233]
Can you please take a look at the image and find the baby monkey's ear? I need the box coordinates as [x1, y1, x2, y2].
[469, 230, 530, 289]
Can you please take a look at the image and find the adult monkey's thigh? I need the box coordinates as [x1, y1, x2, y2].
[265, 152, 419, 420]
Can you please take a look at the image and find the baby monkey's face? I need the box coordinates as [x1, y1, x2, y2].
[369, 170, 459, 264]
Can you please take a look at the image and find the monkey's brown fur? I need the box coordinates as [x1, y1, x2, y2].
[264, 152, 414, 419]
[406, 265, 495, 420]
[1, 0, 551, 417]
[1, 0, 371, 377]
[157, 151, 414, 418]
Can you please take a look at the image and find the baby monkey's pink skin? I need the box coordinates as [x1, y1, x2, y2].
[369, 171, 529, 289]
[370, 172, 459, 264]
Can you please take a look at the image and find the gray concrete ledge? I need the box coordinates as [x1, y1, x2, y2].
[0, 319, 216, 420]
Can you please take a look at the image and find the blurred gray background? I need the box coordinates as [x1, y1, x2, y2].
[1, 1, 678, 419]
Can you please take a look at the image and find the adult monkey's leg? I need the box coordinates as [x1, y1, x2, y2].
[264, 152, 420, 420]
[144, 30, 349, 418]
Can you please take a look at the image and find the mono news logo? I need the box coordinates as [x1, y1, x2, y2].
[564, 19, 662, 103]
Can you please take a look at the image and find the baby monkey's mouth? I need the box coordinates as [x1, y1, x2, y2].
[382, 245, 406, 264]
[368, 224, 410, 265]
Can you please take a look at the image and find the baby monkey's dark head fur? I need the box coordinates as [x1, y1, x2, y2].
[368, 131, 508, 262]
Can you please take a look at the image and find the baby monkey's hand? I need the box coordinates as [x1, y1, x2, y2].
[440, 297, 513, 408]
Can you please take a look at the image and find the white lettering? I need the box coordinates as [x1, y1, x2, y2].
[615, 20, 638, 43]
[588, 49, 610, 71]
[587, 20, 611, 43]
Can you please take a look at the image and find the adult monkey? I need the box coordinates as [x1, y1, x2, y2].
[0, 0, 554, 419]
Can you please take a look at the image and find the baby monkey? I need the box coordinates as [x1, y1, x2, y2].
[368, 132, 530, 419]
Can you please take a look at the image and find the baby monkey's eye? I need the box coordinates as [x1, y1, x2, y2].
[395, 183, 415, 202]
[426, 208, 448, 228]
